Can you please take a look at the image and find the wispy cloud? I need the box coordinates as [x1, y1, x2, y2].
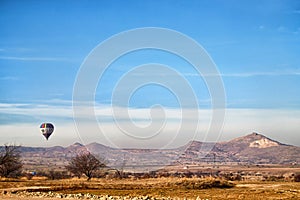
[291, 10, 300, 14]
[257, 23, 299, 35]
[221, 71, 300, 77]
[276, 25, 300, 34]
[0, 56, 66, 61]
[117, 70, 300, 79]
[206, 40, 238, 48]
[1, 102, 300, 147]
[258, 25, 265, 30]
[184, 70, 300, 77]
[277, 26, 287, 32]
[0, 76, 19, 81]
[0, 103, 30, 108]
[0, 102, 208, 123]
[1, 47, 34, 52]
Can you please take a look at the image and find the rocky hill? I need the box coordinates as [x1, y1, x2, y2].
[17, 132, 300, 171]
[181, 133, 299, 165]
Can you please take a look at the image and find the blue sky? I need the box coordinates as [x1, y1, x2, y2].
[0, 0, 300, 147]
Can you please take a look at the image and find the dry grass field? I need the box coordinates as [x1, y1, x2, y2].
[1, 177, 300, 199]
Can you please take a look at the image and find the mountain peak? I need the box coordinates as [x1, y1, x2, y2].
[86, 142, 113, 151]
[68, 142, 84, 148]
[74, 142, 84, 146]
[247, 132, 281, 148]
[246, 132, 265, 138]
[228, 132, 263, 143]
[234, 132, 281, 148]
[250, 132, 260, 136]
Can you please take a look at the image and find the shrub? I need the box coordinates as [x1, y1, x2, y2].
[294, 173, 300, 182]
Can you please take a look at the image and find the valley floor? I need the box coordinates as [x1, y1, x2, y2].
[1, 178, 300, 200]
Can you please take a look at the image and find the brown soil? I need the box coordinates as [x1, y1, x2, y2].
[1, 178, 299, 199]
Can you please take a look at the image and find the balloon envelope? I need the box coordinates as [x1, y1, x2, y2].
[40, 123, 54, 140]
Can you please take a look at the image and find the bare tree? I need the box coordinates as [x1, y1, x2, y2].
[0, 144, 23, 178]
[114, 153, 127, 179]
[65, 152, 106, 180]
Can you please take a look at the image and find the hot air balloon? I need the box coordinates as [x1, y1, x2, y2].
[40, 123, 54, 140]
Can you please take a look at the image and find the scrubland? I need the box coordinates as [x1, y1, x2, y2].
[1, 177, 300, 199]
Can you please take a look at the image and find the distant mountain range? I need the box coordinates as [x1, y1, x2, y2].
[18, 132, 300, 171]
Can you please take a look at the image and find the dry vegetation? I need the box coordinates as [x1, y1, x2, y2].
[1, 177, 300, 199]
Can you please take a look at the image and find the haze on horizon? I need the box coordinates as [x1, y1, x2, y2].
[0, 0, 300, 148]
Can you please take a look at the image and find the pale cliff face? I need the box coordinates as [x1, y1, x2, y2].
[249, 138, 279, 148]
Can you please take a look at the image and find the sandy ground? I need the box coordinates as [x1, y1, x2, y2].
[0, 196, 64, 200]
[1, 179, 300, 200]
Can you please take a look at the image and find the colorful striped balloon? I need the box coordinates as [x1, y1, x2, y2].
[40, 123, 54, 140]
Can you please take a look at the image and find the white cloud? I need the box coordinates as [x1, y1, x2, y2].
[276, 25, 300, 34]
[0, 76, 19, 81]
[221, 71, 300, 77]
[0, 103, 72, 117]
[184, 70, 300, 78]
[205, 40, 238, 48]
[100, 67, 300, 79]
[0, 103, 30, 108]
[0, 47, 35, 52]
[0, 123, 80, 147]
[0, 102, 299, 148]
[291, 10, 300, 14]
[0, 56, 65, 61]
[221, 109, 300, 144]
[277, 26, 287, 32]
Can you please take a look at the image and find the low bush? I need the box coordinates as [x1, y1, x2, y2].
[166, 178, 235, 189]
[294, 173, 300, 182]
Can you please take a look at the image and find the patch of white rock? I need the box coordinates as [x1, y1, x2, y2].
[249, 138, 279, 148]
